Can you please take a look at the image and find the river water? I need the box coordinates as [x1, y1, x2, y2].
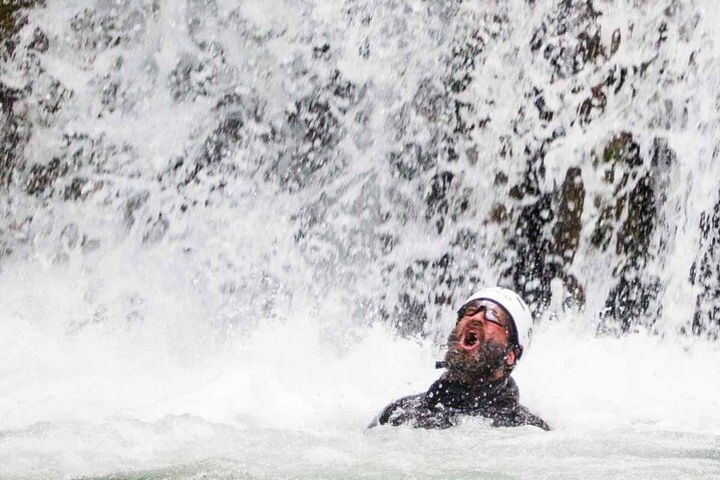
[1, 278, 719, 478]
[1, 0, 720, 478]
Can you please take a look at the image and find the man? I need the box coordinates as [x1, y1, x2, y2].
[370, 286, 550, 430]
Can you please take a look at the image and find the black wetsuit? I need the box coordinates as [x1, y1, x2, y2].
[370, 374, 550, 430]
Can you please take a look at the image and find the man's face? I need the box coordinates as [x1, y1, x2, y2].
[444, 300, 515, 383]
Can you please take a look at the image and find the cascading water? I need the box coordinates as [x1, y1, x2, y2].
[1, 1, 719, 478]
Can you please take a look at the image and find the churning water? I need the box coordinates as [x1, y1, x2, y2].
[1, 0, 720, 478]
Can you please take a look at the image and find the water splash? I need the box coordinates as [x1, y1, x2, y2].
[1, 1, 720, 478]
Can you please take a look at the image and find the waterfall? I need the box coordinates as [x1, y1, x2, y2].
[3, 1, 719, 341]
[1, 2, 720, 478]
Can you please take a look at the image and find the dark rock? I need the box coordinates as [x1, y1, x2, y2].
[63, 176, 89, 201]
[389, 142, 438, 181]
[312, 43, 331, 60]
[124, 191, 150, 228]
[25, 158, 66, 197]
[0, 1, 36, 56]
[425, 171, 454, 234]
[553, 167, 584, 264]
[0, 84, 23, 186]
[597, 137, 675, 333]
[602, 172, 660, 332]
[27, 26, 48, 52]
[690, 193, 720, 339]
[391, 251, 480, 337]
[264, 71, 361, 192]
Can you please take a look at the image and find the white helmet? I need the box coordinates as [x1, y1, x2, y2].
[459, 286, 533, 361]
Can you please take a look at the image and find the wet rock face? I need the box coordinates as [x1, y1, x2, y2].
[1, 2, 37, 189]
[498, 126, 675, 332]
[0, 84, 22, 187]
[692, 199, 720, 340]
[500, 159, 587, 315]
[596, 136, 669, 333]
[0, 1, 36, 55]
[1, 1, 718, 338]
[271, 95, 343, 192]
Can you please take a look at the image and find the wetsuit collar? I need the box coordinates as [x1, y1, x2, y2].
[426, 374, 516, 411]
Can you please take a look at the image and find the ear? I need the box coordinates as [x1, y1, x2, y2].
[505, 348, 516, 366]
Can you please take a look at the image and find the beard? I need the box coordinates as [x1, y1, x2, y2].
[444, 329, 509, 383]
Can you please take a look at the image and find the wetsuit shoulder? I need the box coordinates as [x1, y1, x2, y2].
[460, 376, 551, 431]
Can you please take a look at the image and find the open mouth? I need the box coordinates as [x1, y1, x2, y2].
[461, 330, 480, 350]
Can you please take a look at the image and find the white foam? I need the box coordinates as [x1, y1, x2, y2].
[0, 258, 719, 478]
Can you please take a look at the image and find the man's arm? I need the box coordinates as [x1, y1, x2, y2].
[369, 392, 459, 429]
[368, 393, 425, 428]
[487, 404, 551, 431]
